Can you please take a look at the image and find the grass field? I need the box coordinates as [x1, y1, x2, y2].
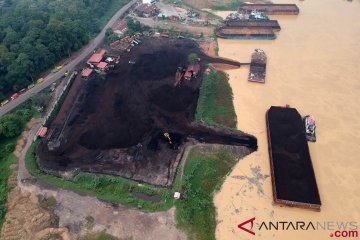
[196, 69, 237, 128]
[175, 148, 237, 240]
[0, 139, 17, 229]
[211, 0, 243, 11]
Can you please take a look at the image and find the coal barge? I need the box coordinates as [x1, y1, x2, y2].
[225, 19, 281, 31]
[266, 106, 321, 211]
[216, 26, 276, 40]
[248, 49, 267, 83]
[239, 4, 300, 15]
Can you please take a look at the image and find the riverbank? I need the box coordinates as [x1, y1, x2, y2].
[214, 0, 360, 239]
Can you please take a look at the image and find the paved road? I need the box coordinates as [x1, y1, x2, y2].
[0, 0, 137, 117]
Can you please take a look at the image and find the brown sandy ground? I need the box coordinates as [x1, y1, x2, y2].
[1, 120, 71, 240]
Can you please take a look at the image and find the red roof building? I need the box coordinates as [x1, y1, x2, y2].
[135, 4, 157, 16]
[82, 68, 93, 77]
[96, 48, 106, 56]
[38, 127, 48, 138]
[112, 20, 128, 35]
[88, 53, 103, 63]
[97, 62, 108, 70]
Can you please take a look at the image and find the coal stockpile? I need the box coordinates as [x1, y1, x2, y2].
[38, 37, 256, 186]
[266, 106, 321, 210]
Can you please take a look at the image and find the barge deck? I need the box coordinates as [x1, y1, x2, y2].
[266, 106, 321, 211]
[216, 26, 276, 40]
[225, 19, 281, 31]
[248, 49, 267, 83]
[239, 4, 299, 15]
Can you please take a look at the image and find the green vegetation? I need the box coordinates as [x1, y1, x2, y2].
[0, 0, 130, 101]
[98, 0, 131, 27]
[196, 70, 237, 128]
[211, 0, 243, 11]
[0, 87, 52, 228]
[84, 231, 121, 240]
[126, 18, 150, 36]
[26, 141, 175, 212]
[188, 53, 199, 65]
[175, 148, 237, 240]
[39, 196, 57, 211]
[85, 215, 95, 230]
[0, 149, 17, 229]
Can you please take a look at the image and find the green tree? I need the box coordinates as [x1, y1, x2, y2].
[188, 53, 199, 65]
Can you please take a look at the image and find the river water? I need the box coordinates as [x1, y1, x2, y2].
[213, 0, 360, 239]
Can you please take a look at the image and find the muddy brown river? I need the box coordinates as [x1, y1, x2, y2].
[213, 0, 360, 239]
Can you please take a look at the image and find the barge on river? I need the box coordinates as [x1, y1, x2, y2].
[266, 106, 321, 211]
[239, 4, 300, 15]
[225, 19, 281, 31]
[248, 49, 267, 83]
[216, 26, 275, 40]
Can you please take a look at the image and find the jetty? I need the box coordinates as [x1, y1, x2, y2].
[239, 4, 300, 15]
[248, 49, 267, 83]
[266, 106, 321, 211]
[216, 26, 275, 40]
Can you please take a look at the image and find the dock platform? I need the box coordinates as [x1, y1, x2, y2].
[266, 106, 321, 211]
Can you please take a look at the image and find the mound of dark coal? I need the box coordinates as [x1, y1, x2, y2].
[267, 106, 321, 209]
[38, 38, 256, 186]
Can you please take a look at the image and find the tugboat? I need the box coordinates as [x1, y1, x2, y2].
[249, 9, 269, 21]
[303, 115, 316, 142]
[248, 48, 267, 83]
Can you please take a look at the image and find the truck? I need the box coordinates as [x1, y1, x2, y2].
[36, 78, 45, 84]
[11, 93, 20, 100]
[52, 66, 62, 73]
[19, 88, 27, 94]
[1, 100, 9, 107]
[27, 83, 35, 90]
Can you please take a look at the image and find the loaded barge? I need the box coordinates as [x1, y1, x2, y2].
[239, 4, 300, 15]
[225, 19, 281, 31]
[216, 26, 275, 40]
[249, 49, 267, 83]
[266, 106, 321, 211]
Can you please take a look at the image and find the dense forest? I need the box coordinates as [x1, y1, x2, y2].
[0, 0, 128, 101]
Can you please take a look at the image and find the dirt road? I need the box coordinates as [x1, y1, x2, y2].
[0, 0, 137, 117]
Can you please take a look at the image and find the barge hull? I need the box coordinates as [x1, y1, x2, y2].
[239, 4, 300, 15]
[266, 106, 321, 211]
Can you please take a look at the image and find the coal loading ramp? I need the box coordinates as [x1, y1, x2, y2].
[37, 37, 256, 187]
[266, 106, 321, 210]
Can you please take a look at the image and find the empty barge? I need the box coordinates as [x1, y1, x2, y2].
[266, 106, 321, 211]
[216, 26, 276, 40]
[225, 19, 281, 31]
[249, 49, 266, 83]
[239, 4, 300, 15]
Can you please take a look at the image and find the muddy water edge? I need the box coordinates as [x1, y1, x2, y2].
[214, 0, 360, 240]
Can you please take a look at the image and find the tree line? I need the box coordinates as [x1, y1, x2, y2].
[0, 0, 127, 101]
